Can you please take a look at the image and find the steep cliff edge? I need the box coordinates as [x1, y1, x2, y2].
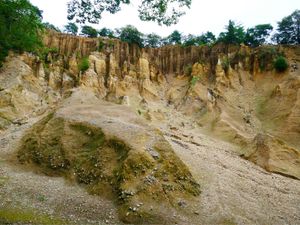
[0, 32, 300, 224]
[3, 31, 298, 179]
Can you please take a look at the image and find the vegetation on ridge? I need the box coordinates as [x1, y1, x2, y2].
[0, 0, 298, 67]
[0, 0, 43, 67]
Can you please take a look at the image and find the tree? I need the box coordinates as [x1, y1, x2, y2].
[245, 24, 273, 47]
[98, 28, 115, 38]
[167, 30, 182, 45]
[218, 20, 245, 45]
[273, 10, 300, 44]
[183, 34, 198, 46]
[117, 25, 144, 47]
[183, 32, 216, 47]
[67, 0, 191, 26]
[198, 32, 216, 45]
[43, 22, 61, 32]
[81, 26, 98, 38]
[0, 0, 43, 66]
[64, 22, 78, 35]
[144, 33, 162, 48]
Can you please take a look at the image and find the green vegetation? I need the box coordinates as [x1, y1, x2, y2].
[0, 0, 43, 67]
[98, 27, 115, 38]
[43, 22, 61, 32]
[18, 113, 201, 223]
[190, 76, 200, 87]
[274, 56, 289, 72]
[0, 176, 9, 187]
[78, 57, 90, 73]
[98, 39, 105, 51]
[144, 33, 162, 48]
[245, 24, 273, 47]
[117, 25, 144, 47]
[67, 0, 191, 26]
[39, 47, 59, 62]
[218, 20, 245, 45]
[183, 32, 216, 47]
[0, 208, 67, 225]
[273, 10, 300, 44]
[257, 47, 278, 71]
[184, 64, 193, 76]
[81, 25, 98, 38]
[64, 22, 78, 35]
[166, 30, 182, 45]
[222, 57, 230, 74]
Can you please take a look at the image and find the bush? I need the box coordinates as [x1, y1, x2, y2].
[78, 57, 90, 73]
[190, 76, 200, 87]
[274, 56, 288, 72]
[222, 57, 230, 74]
[184, 64, 193, 76]
[257, 47, 277, 71]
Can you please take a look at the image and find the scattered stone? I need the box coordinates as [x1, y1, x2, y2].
[178, 200, 187, 208]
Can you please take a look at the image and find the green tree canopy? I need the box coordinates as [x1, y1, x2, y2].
[245, 24, 273, 47]
[144, 33, 162, 48]
[0, 0, 43, 66]
[98, 28, 115, 38]
[64, 22, 78, 35]
[198, 32, 216, 45]
[273, 10, 300, 44]
[67, 0, 191, 26]
[117, 25, 144, 47]
[81, 25, 98, 38]
[167, 30, 182, 45]
[43, 22, 61, 32]
[218, 20, 245, 45]
[183, 32, 216, 47]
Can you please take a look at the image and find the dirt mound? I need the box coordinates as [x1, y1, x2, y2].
[17, 90, 200, 224]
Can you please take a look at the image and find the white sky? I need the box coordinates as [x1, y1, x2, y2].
[29, 0, 299, 37]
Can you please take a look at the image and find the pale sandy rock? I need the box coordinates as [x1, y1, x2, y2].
[0, 56, 56, 129]
[138, 58, 150, 79]
[244, 134, 300, 179]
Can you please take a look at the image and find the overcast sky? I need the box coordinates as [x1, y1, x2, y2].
[29, 0, 299, 37]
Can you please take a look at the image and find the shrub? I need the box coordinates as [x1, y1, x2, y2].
[98, 39, 105, 51]
[78, 57, 90, 73]
[257, 47, 277, 71]
[184, 64, 193, 76]
[274, 56, 288, 72]
[190, 76, 200, 87]
[222, 57, 230, 74]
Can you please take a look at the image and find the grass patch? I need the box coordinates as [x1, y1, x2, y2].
[78, 57, 90, 73]
[0, 208, 68, 225]
[0, 176, 9, 187]
[190, 76, 200, 87]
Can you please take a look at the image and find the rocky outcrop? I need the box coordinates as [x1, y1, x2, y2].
[0, 54, 59, 130]
[17, 89, 200, 224]
[1, 32, 299, 181]
[243, 134, 300, 179]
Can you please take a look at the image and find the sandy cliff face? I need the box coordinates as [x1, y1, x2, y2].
[1, 32, 300, 224]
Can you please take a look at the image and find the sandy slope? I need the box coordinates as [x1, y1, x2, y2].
[0, 115, 123, 225]
[1, 105, 299, 225]
[165, 123, 300, 225]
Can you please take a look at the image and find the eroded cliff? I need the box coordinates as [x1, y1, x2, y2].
[0, 32, 300, 224]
